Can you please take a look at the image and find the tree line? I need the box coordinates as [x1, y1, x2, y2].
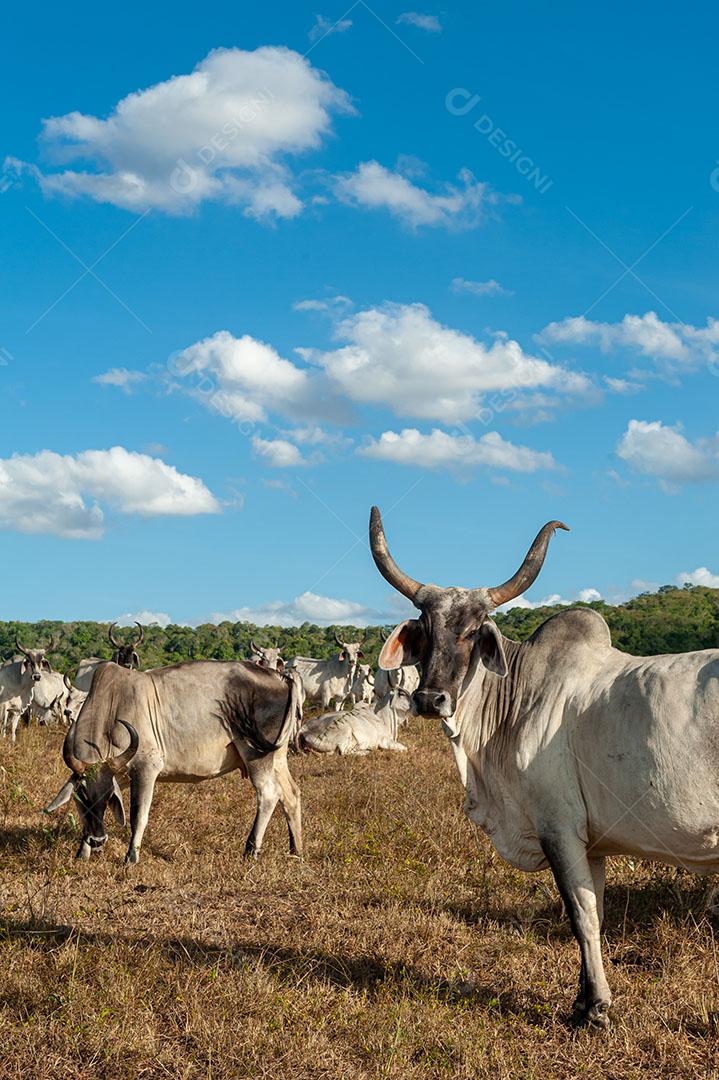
[2, 584, 718, 675]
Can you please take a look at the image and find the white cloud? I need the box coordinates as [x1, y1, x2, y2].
[308, 14, 353, 42]
[93, 368, 146, 392]
[451, 277, 512, 297]
[603, 375, 643, 395]
[308, 302, 591, 422]
[18, 46, 353, 216]
[396, 12, 442, 32]
[360, 428, 556, 473]
[538, 312, 719, 376]
[617, 419, 719, 489]
[0, 447, 219, 539]
[115, 610, 173, 628]
[333, 162, 513, 230]
[252, 436, 308, 468]
[292, 294, 352, 313]
[500, 586, 603, 612]
[675, 567, 719, 588]
[211, 590, 382, 627]
[170, 329, 344, 425]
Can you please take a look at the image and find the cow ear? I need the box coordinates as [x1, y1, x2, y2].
[477, 620, 508, 678]
[43, 778, 77, 813]
[379, 620, 424, 670]
[21, 660, 28, 675]
[109, 778, 126, 826]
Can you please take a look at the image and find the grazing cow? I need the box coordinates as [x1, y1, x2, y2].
[75, 622, 144, 692]
[61, 673, 87, 724]
[299, 688, 411, 755]
[45, 661, 303, 864]
[249, 638, 285, 672]
[370, 505, 719, 1029]
[349, 663, 374, 706]
[28, 670, 67, 726]
[287, 632, 365, 710]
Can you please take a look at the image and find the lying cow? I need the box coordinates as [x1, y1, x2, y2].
[370, 505, 719, 1029]
[45, 660, 303, 864]
[299, 688, 410, 755]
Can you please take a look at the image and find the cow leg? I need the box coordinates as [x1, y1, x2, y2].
[541, 836, 612, 1028]
[276, 757, 303, 856]
[126, 767, 158, 865]
[244, 758, 281, 859]
[9, 710, 20, 744]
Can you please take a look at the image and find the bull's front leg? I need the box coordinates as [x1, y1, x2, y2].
[126, 766, 158, 865]
[244, 758, 281, 858]
[541, 835, 611, 1028]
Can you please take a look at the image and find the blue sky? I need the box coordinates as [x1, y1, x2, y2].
[1, 1, 718, 626]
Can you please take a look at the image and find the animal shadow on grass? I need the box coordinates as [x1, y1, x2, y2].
[0, 917, 547, 1025]
[0, 823, 78, 854]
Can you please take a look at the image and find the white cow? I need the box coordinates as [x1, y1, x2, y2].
[299, 688, 410, 755]
[374, 664, 420, 711]
[0, 655, 38, 741]
[371, 505, 719, 1029]
[349, 663, 374, 706]
[287, 633, 365, 710]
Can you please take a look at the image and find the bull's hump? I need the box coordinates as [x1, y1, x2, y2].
[526, 607, 612, 653]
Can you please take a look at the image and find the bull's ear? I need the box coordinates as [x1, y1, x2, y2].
[478, 620, 508, 678]
[357, 650, 364, 659]
[43, 778, 76, 813]
[379, 620, 424, 670]
[109, 777, 126, 826]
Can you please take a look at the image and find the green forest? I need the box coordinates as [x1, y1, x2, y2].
[2, 584, 718, 675]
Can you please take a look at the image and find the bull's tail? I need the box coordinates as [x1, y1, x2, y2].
[278, 670, 303, 750]
[229, 670, 304, 755]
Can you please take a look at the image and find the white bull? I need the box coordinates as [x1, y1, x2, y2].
[371, 505, 719, 1029]
[287, 632, 365, 710]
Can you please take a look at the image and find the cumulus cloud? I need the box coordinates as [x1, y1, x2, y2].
[396, 12, 442, 31]
[211, 590, 383, 627]
[617, 419, 719, 490]
[252, 436, 308, 467]
[360, 427, 556, 473]
[115, 610, 173, 628]
[93, 368, 146, 392]
[308, 14, 353, 42]
[676, 567, 719, 588]
[333, 162, 513, 230]
[308, 302, 591, 422]
[16, 46, 352, 216]
[0, 447, 219, 539]
[169, 329, 345, 426]
[292, 295, 352, 313]
[500, 586, 603, 612]
[451, 277, 512, 297]
[538, 312, 719, 376]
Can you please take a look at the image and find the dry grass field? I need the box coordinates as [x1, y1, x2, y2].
[2, 718, 719, 1079]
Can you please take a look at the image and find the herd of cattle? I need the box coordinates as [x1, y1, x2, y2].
[4, 505, 719, 1030]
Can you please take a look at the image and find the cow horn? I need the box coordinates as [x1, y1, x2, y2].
[334, 629, 345, 648]
[63, 673, 73, 692]
[108, 622, 122, 648]
[46, 636, 58, 654]
[15, 637, 32, 659]
[107, 720, 139, 774]
[250, 637, 261, 655]
[381, 627, 390, 642]
[62, 723, 86, 776]
[132, 622, 145, 647]
[369, 507, 423, 602]
[486, 521, 570, 609]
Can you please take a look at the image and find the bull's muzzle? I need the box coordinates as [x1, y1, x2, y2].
[87, 834, 108, 849]
[412, 689, 455, 719]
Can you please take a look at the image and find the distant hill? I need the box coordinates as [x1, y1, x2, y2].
[2, 585, 718, 674]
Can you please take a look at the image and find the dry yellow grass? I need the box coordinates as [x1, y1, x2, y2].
[2, 718, 719, 1078]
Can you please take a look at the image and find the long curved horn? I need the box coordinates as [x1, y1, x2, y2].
[132, 622, 145, 647]
[63, 673, 73, 692]
[46, 636, 58, 654]
[381, 627, 390, 642]
[107, 719, 139, 774]
[369, 507, 423, 602]
[334, 629, 346, 648]
[15, 637, 31, 659]
[486, 521, 570, 609]
[62, 723, 86, 776]
[108, 622, 122, 648]
[250, 637, 261, 655]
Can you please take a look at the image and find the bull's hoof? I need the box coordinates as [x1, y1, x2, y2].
[244, 846, 260, 860]
[75, 843, 91, 862]
[125, 849, 139, 865]
[572, 999, 612, 1030]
